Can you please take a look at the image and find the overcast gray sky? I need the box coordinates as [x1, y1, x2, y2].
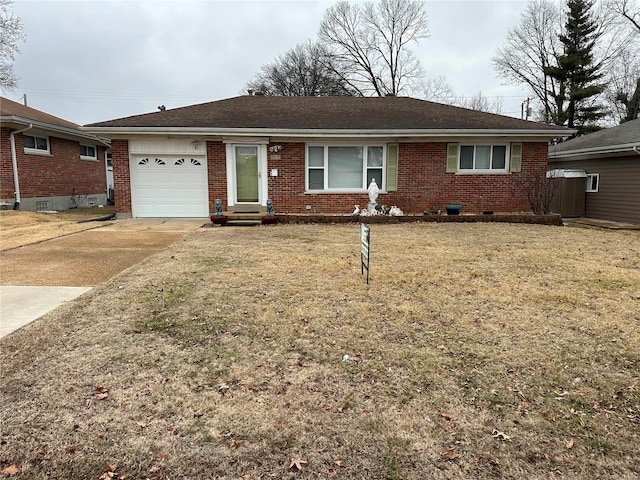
[9, 0, 532, 125]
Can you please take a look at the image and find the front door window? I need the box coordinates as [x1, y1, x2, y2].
[235, 146, 259, 202]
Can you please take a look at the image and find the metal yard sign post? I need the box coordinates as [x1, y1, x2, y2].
[360, 223, 370, 284]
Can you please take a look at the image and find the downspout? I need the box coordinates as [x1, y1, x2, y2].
[9, 124, 33, 210]
[104, 148, 109, 202]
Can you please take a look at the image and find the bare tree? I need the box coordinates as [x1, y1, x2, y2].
[606, 45, 640, 122]
[419, 75, 455, 103]
[609, 0, 640, 31]
[245, 41, 354, 96]
[604, 0, 640, 121]
[318, 0, 429, 96]
[492, 0, 564, 124]
[455, 91, 504, 114]
[494, 0, 640, 127]
[0, 0, 25, 91]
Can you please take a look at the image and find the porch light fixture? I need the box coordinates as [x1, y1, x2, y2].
[269, 145, 282, 153]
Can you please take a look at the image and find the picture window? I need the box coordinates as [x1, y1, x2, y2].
[459, 144, 508, 171]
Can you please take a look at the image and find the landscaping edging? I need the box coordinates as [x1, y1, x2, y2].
[275, 214, 563, 226]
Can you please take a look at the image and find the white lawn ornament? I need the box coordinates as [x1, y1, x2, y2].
[351, 205, 361, 216]
[389, 206, 404, 216]
[368, 179, 380, 204]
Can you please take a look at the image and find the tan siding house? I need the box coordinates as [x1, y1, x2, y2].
[548, 119, 640, 225]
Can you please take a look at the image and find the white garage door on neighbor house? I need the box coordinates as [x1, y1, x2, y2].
[129, 139, 209, 218]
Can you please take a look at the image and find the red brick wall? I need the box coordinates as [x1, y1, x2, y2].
[0, 127, 106, 201]
[110, 139, 131, 214]
[207, 141, 227, 211]
[266, 141, 549, 214]
[0, 128, 13, 199]
[108, 137, 549, 216]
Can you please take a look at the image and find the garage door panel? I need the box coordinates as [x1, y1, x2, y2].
[131, 155, 209, 218]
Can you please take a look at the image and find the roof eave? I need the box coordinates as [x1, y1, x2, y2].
[549, 142, 640, 160]
[2, 115, 110, 147]
[81, 126, 572, 140]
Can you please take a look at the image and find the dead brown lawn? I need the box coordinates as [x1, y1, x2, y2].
[0, 207, 115, 251]
[1, 223, 639, 479]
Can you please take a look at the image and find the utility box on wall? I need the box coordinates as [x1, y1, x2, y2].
[547, 169, 587, 217]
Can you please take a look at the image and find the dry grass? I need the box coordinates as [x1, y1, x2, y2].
[0, 207, 115, 251]
[1, 223, 639, 479]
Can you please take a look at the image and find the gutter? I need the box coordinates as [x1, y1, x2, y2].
[9, 123, 33, 210]
[0, 115, 110, 147]
[549, 142, 640, 159]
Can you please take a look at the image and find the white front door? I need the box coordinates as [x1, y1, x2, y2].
[227, 144, 268, 207]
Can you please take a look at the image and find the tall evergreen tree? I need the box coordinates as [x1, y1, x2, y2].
[545, 0, 606, 135]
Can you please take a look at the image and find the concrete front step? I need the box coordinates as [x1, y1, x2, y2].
[221, 212, 266, 227]
[225, 219, 263, 227]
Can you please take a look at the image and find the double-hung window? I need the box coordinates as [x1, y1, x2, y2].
[586, 173, 599, 192]
[23, 135, 50, 154]
[306, 145, 385, 191]
[80, 144, 97, 160]
[459, 145, 508, 171]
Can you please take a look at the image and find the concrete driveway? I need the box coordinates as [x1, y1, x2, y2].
[0, 218, 206, 337]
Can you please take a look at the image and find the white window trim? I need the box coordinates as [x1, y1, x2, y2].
[305, 143, 387, 193]
[456, 143, 510, 174]
[23, 134, 51, 155]
[80, 144, 98, 161]
[586, 173, 599, 193]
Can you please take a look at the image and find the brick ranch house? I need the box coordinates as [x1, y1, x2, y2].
[83, 95, 570, 218]
[1, 96, 110, 211]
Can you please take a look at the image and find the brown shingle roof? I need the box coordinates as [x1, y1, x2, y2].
[1, 96, 80, 130]
[86, 95, 568, 132]
[549, 118, 640, 153]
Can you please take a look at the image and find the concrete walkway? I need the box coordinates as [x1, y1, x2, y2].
[0, 286, 92, 338]
[563, 217, 640, 230]
[0, 218, 206, 338]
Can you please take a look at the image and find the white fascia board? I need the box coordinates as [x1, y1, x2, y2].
[2, 115, 110, 147]
[548, 142, 640, 159]
[81, 126, 572, 140]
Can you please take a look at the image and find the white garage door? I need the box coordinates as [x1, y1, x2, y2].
[131, 155, 209, 218]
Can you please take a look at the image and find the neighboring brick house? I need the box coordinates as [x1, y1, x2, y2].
[1, 97, 110, 211]
[84, 94, 570, 218]
[548, 118, 640, 224]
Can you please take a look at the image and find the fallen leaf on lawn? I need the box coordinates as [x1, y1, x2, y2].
[1, 464, 20, 475]
[441, 448, 459, 461]
[93, 386, 109, 400]
[327, 468, 337, 475]
[566, 439, 574, 449]
[491, 429, 511, 441]
[107, 463, 117, 471]
[289, 457, 307, 470]
[99, 472, 115, 479]
[439, 412, 453, 420]
[334, 459, 345, 467]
